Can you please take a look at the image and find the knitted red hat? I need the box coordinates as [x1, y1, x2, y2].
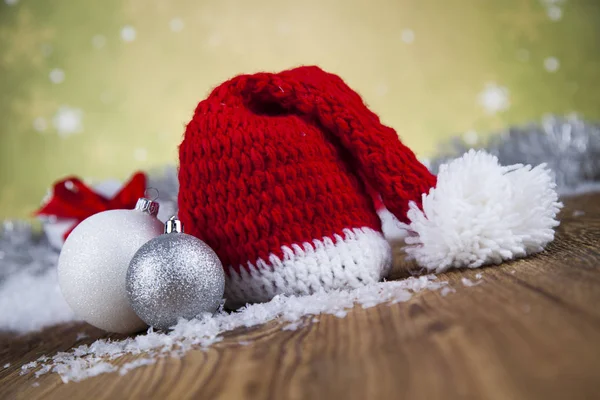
[179, 66, 561, 305]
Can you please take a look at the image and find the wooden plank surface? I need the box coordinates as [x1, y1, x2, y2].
[1, 193, 599, 400]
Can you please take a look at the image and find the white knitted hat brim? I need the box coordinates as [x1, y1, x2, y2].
[224, 227, 392, 307]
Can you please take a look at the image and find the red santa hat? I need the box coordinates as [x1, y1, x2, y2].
[178, 66, 561, 306]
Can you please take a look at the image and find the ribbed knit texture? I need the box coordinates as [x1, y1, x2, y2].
[178, 66, 436, 277]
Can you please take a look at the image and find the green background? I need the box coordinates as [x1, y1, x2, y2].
[1, 0, 599, 219]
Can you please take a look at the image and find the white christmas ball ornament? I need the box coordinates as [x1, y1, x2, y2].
[58, 198, 163, 333]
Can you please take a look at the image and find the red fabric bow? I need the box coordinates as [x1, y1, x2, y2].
[35, 172, 147, 240]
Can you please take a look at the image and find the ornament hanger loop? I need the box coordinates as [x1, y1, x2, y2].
[165, 215, 184, 234]
[144, 187, 160, 201]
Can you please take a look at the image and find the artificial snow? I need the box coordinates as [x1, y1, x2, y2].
[20, 361, 38, 375]
[461, 277, 482, 287]
[119, 358, 156, 376]
[0, 268, 77, 333]
[22, 275, 447, 383]
[35, 364, 53, 378]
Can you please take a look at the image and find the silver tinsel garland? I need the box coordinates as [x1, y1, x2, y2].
[146, 165, 179, 220]
[428, 115, 600, 193]
[0, 220, 57, 284]
[1, 117, 599, 289]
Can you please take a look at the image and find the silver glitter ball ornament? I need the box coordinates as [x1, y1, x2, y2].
[126, 216, 225, 330]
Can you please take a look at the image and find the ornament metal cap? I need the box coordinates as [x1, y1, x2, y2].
[134, 197, 160, 217]
[165, 216, 183, 234]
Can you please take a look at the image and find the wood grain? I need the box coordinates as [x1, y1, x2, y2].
[1, 193, 599, 400]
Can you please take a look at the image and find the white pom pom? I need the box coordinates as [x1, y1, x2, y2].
[403, 150, 562, 272]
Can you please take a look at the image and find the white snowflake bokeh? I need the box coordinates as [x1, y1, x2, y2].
[40, 44, 53, 57]
[462, 130, 479, 146]
[544, 57, 560, 72]
[540, 0, 565, 21]
[547, 5, 563, 21]
[401, 29, 415, 44]
[133, 147, 148, 161]
[516, 48, 530, 62]
[478, 83, 510, 114]
[374, 83, 389, 97]
[100, 90, 114, 104]
[121, 25, 137, 42]
[49, 68, 65, 84]
[92, 34, 107, 49]
[33, 117, 48, 133]
[169, 18, 184, 32]
[276, 21, 292, 35]
[52, 106, 83, 137]
[207, 32, 222, 48]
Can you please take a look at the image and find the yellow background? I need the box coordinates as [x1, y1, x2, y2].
[1, 0, 599, 219]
